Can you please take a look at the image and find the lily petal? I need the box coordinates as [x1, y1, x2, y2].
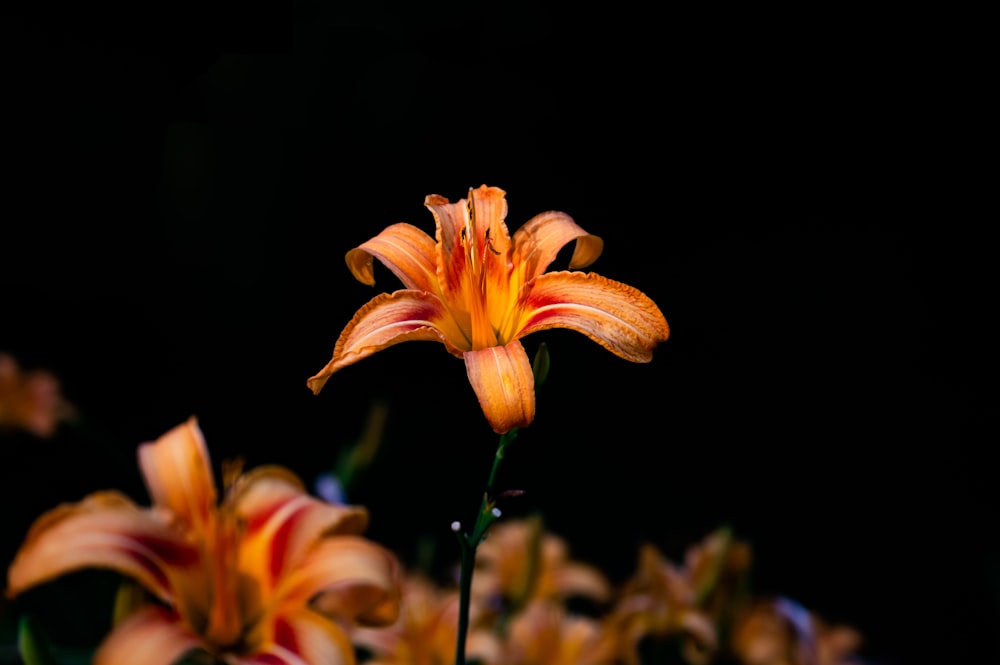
[345, 222, 439, 292]
[426, 186, 513, 304]
[551, 561, 614, 604]
[539, 536, 612, 603]
[230, 647, 310, 665]
[275, 536, 401, 627]
[93, 605, 203, 665]
[233, 467, 369, 597]
[137, 417, 217, 533]
[6, 491, 199, 604]
[425, 186, 510, 270]
[512, 210, 604, 279]
[518, 271, 670, 362]
[238, 609, 354, 665]
[464, 340, 535, 434]
[307, 290, 462, 395]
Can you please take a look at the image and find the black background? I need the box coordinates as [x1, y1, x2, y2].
[1, 3, 995, 664]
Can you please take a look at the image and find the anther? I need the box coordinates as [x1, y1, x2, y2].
[484, 227, 501, 255]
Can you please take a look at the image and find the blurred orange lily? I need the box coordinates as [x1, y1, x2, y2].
[350, 572, 501, 665]
[0, 353, 76, 439]
[307, 185, 670, 434]
[502, 600, 619, 665]
[472, 516, 611, 616]
[731, 597, 864, 665]
[610, 541, 721, 665]
[5, 417, 401, 665]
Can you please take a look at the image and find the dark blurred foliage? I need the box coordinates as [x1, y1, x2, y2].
[1, 2, 995, 664]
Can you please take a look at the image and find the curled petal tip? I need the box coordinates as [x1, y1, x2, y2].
[568, 234, 604, 270]
[345, 248, 377, 286]
[306, 375, 328, 395]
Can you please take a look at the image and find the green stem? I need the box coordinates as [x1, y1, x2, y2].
[453, 428, 518, 665]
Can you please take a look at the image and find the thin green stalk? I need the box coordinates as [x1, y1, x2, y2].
[453, 428, 518, 665]
[453, 342, 548, 665]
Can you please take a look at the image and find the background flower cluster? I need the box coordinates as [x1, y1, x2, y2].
[1, 359, 866, 664]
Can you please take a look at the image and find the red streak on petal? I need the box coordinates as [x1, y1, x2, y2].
[267, 502, 303, 583]
[243, 500, 288, 535]
[236, 495, 305, 585]
[133, 535, 201, 566]
[273, 615, 299, 654]
[524, 289, 560, 310]
[129, 534, 201, 592]
[520, 289, 570, 330]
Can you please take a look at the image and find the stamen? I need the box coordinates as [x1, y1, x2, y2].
[467, 200, 478, 270]
[484, 227, 501, 256]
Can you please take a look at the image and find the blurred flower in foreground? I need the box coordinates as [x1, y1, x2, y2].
[341, 520, 865, 665]
[472, 516, 612, 621]
[609, 527, 752, 665]
[731, 597, 865, 665]
[500, 599, 618, 665]
[350, 572, 501, 665]
[0, 353, 76, 439]
[5, 417, 401, 665]
[307, 184, 670, 434]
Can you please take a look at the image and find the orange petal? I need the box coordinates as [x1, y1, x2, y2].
[468, 184, 513, 252]
[93, 605, 203, 665]
[232, 467, 369, 597]
[307, 290, 462, 395]
[507, 600, 614, 665]
[512, 210, 604, 279]
[238, 608, 355, 665]
[137, 417, 217, 533]
[425, 186, 509, 268]
[425, 186, 513, 303]
[552, 561, 614, 604]
[345, 222, 439, 292]
[0, 353, 74, 439]
[275, 536, 401, 627]
[6, 491, 198, 604]
[464, 340, 535, 434]
[518, 271, 670, 362]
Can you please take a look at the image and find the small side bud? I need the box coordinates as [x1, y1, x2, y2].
[451, 521, 461, 532]
[532, 342, 551, 387]
[491, 507, 502, 518]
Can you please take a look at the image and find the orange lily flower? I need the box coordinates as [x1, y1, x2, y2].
[350, 572, 501, 665]
[610, 541, 721, 665]
[730, 597, 865, 665]
[471, 516, 612, 617]
[5, 417, 401, 665]
[501, 599, 619, 665]
[0, 353, 76, 439]
[307, 185, 670, 434]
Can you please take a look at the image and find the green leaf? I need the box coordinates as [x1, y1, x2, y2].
[17, 615, 59, 665]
